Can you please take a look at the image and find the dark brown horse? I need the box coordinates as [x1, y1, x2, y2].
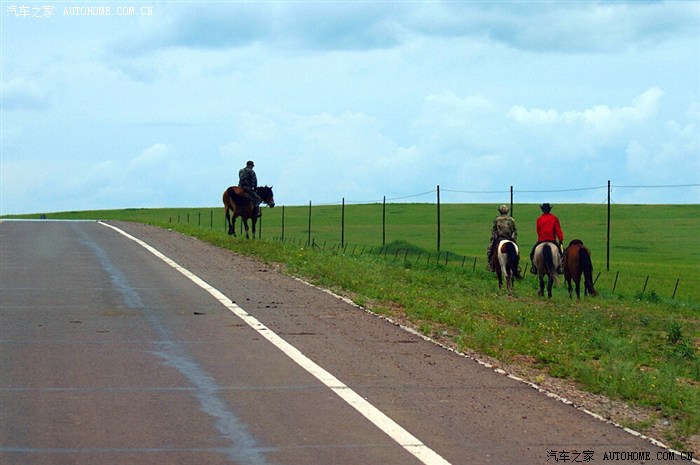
[491, 239, 522, 294]
[222, 186, 275, 239]
[563, 239, 597, 299]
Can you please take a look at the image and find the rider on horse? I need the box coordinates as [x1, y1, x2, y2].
[239, 160, 262, 218]
[529, 202, 564, 274]
[487, 204, 518, 271]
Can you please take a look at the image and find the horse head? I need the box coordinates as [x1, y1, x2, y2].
[256, 186, 275, 208]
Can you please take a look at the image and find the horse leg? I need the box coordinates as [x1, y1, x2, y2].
[251, 217, 257, 239]
[242, 218, 250, 239]
[547, 275, 554, 298]
[574, 277, 581, 300]
[538, 274, 545, 297]
[496, 267, 503, 289]
[225, 207, 234, 235]
[566, 277, 573, 299]
[502, 261, 513, 294]
[230, 213, 238, 237]
[228, 210, 238, 236]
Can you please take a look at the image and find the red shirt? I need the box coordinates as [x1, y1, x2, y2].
[536, 213, 564, 243]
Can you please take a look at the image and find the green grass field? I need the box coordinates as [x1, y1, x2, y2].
[26, 203, 700, 301]
[5, 203, 699, 450]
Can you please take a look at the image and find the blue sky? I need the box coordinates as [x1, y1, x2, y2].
[2, 1, 699, 214]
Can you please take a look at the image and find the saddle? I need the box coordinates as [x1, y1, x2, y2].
[228, 186, 253, 203]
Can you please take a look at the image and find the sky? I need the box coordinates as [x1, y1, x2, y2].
[1, 0, 699, 215]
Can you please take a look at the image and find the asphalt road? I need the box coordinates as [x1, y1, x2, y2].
[0, 220, 693, 465]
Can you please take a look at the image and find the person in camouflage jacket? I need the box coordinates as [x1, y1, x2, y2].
[486, 204, 518, 271]
[238, 160, 262, 217]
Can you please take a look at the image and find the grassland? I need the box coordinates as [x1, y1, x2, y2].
[5, 203, 699, 450]
[27, 202, 700, 300]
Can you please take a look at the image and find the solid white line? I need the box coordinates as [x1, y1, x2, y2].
[99, 221, 452, 465]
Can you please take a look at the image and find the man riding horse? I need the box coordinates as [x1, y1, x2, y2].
[239, 160, 262, 218]
[487, 204, 518, 272]
[529, 202, 564, 274]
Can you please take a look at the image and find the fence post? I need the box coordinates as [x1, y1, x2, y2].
[281, 205, 285, 241]
[436, 185, 441, 252]
[307, 201, 312, 246]
[341, 197, 345, 248]
[510, 185, 514, 217]
[607, 180, 611, 271]
[382, 196, 386, 246]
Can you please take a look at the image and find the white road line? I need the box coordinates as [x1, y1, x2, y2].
[99, 221, 452, 465]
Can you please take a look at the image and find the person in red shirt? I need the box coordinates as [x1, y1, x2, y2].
[529, 203, 564, 274]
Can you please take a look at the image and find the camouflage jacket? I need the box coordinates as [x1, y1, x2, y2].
[238, 167, 258, 190]
[491, 215, 517, 242]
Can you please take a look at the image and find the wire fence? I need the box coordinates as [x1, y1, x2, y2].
[167, 182, 699, 302]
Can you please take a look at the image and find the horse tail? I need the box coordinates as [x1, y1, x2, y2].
[543, 244, 559, 284]
[223, 188, 235, 209]
[505, 242, 522, 279]
[579, 247, 597, 296]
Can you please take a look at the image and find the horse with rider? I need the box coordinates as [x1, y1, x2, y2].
[222, 160, 275, 239]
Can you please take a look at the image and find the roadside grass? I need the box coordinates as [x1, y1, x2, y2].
[6, 204, 699, 449]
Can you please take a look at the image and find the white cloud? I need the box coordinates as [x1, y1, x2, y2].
[129, 143, 173, 168]
[508, 87, 663, 127]
[624, 102, 700, 184]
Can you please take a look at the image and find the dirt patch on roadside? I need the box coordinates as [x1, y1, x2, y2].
[355, 297, 698, 455]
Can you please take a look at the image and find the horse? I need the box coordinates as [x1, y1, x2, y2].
[533, 242, 561, 298]
[563, 239, 598, 299]
[491, 239, 522, 294]
[222, 186, 275, 239]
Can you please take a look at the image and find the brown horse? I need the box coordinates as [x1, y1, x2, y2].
[533, 242, 561, 298]
[491, 239, 522, 294]
[222, 186, 275, 239]
[563, 239, 597, 299]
